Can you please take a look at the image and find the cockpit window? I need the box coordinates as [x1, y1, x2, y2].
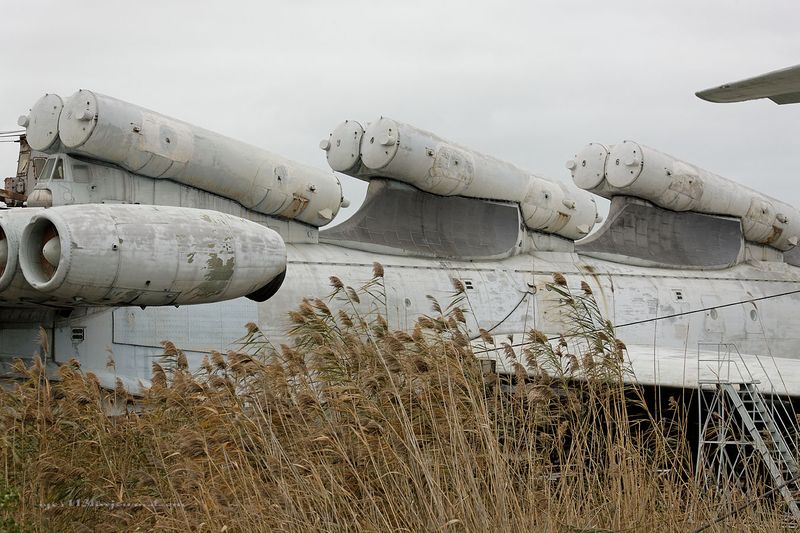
[38, 158, 55, 180]
[37, 157, 65, 181]
[32, 157, 46, 180]
[52, 159, 64, 180]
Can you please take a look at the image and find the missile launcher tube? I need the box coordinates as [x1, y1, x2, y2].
[568, 141, 800, 250]
[322, 120, 371, 176]
[323, 117, 598, 240]
[361, 117, 533, 199]
[19, 94, 65, 153]
[56, 90, 342, 227]
[19, 205, 288, 306]
[521, 177, 598, 239]
[568, 143, 612, 192]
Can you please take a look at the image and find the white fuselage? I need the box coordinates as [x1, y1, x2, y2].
[3, 241, 797, 394]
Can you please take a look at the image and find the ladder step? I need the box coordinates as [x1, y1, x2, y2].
[719, 380, 800, 519]
[706, 361, 800, 520]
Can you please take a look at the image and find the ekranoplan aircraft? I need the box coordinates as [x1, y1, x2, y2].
[2, 65, 800, 393]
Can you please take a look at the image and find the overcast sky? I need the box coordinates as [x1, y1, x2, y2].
[2, 1, 799, 222]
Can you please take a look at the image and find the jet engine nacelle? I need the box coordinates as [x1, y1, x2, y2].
[27, 90, 343, 227]
[323, 117, 598, 240]
[0, 208, 52, 303]
[568, 141, 800, 250]
[18, 205, 287, 306]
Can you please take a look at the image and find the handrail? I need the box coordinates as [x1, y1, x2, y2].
[697, 342, 799, 450]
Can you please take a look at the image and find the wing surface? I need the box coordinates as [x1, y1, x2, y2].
[696, 64, 800, 104]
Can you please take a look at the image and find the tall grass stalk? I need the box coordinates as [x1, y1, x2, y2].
[0, 269, 789, 531]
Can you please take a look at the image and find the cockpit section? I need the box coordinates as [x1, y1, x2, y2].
[27, 154, 90, 208]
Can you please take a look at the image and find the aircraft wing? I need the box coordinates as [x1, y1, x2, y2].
[696, 64, 800, 104]
[478, 341, 800, 398]
[623, 343, 800, 397]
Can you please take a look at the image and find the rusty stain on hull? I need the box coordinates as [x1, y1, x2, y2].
[766, 225, 784, 245]
[279, 195, 309, 219]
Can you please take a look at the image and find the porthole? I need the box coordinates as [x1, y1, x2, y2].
[750, 309, 758, 321]
[709, 309, 718, 320]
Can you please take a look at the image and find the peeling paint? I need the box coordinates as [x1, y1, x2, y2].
[119, 289, 141, 303]
[185, 253, 237, 299]
[204, 253, 235, 282]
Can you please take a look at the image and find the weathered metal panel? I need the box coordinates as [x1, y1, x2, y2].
[112, 298, 258, 352]
[320, 179, 521, 259]
[576, 197, 743, 269]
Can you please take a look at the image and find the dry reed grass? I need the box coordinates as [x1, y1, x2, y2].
[0, 269, 790, 531]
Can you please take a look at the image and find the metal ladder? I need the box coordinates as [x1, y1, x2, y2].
[696, 343, 800, 520]
[721, 382, 800, 519]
